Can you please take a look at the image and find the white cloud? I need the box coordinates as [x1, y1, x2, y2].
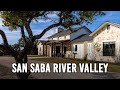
[48, 13, 58, 18]
[39, 19, 51, 23]
[32, 13, 59, 24]
[33, 19, 51, 23]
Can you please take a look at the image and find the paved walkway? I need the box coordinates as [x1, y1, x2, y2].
[0, 56, 120, 79]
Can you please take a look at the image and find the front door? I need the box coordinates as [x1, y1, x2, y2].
[56, 46, 60, 57]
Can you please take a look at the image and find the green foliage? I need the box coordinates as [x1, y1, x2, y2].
[0, 11, 48, 31]
[0, 11, 22, 31]
[0, 11, 105, 31]
[59, 11, 105, 28]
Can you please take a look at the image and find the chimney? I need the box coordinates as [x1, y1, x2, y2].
[56, 28, 64, 33]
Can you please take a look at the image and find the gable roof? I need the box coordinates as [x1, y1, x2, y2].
[37, 40, 47, 45]
[71, 34, 93, 43]
[48, 26, 92, 38]
[39, 40, 47, 43]
[90, 21, 120, 36]
[71, 26, 92, 33]
[48, 30, 71, 38]
[47, 40, 70, 44]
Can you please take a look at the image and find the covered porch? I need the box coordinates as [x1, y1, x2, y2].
[46, 40, 71, 57]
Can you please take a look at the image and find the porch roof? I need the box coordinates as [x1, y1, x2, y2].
[48, 30, 71, 38]
[46, 40, 70, 44]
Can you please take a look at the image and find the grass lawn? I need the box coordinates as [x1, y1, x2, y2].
[30, 57, 120, 73]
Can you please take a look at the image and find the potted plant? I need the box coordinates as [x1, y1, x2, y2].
[94, 42, 101, 52]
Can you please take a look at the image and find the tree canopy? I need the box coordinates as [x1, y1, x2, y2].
[0, 11, 104, 30]
[0, 11, 105, 39]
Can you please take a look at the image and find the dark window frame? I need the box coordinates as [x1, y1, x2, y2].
[74, 45, 77, 51]
[107, 25, 110, 30]
[103, 42, 115, 56]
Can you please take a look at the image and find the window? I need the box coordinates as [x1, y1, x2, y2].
[107, 25, 110, 30]
[74, 45, 77, 51]
[103, 42, 115, 56]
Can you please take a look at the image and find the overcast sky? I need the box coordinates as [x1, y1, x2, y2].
[0, 11, 120, 45]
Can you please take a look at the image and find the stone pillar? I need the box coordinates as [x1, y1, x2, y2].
[46, 43, 47, 57]
[61, 42, 63, 57]
[51, 43, 53, 57]
[54, 43, 56, 57]
[43, 44, 44, 56]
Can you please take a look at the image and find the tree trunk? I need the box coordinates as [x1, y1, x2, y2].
[15, 55, 31, 79]
[16, 70, 30, 79]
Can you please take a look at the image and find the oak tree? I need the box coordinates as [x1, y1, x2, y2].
[0, 11, 105, 79]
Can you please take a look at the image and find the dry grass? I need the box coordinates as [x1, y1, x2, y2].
[108, 63, 120, 73]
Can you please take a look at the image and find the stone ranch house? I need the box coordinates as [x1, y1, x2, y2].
[37, 21, 120, 63]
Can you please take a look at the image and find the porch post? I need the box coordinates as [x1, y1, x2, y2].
[54, 42, 56, 57]
[61, 42, 63, 57]
[43, 44, 44, 56]
[46, 43, 47, 57]
[51, 43, 53, 57]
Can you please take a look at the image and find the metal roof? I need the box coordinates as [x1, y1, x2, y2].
[71, 34, 93, 43]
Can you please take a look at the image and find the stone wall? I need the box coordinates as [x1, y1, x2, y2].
[93, 25, 120, 63]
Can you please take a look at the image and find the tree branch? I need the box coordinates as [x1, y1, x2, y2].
[12, 22, 26, 44]
[16, 39, 33, 61]
[20, 26, 27, 45]
[24, 22, 33, 38]
[28, 11, 47, 23]
[0, 30, 18, 57]
[34, 23, 61, 39]
[0, 30, 9, 46]
[0, 45, 5, 51]
[17, 22, 61, 60]
[22, 13, 33, 38]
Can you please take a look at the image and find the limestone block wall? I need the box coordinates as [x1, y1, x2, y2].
[93, 25, 120, 63]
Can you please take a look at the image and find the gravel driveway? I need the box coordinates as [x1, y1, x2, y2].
[0, 56, 120, 79]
